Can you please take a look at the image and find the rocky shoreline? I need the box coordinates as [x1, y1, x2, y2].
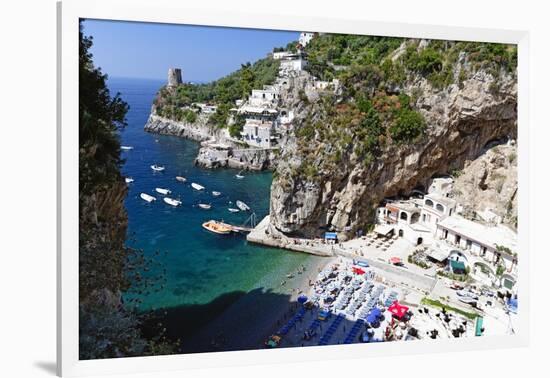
[144, 113, 277, 171]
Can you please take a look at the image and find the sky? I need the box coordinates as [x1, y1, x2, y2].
[82, 19, 299, 82]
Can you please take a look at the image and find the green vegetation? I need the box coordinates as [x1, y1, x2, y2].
[420, 297, 479, 320]
[154, 58, 280, 127]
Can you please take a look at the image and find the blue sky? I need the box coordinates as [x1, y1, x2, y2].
[81, 19, 298, 82]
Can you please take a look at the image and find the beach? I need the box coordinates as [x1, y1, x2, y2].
[181, 254, 335, 353]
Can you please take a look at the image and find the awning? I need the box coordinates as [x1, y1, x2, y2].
[374, 224, 394, 236]
[325, 232, 338, 240]
[450, 260, 466, 271]
[427, 248, 448, 262]
[389, 257, 402, 265]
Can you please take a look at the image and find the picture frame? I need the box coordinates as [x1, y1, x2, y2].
[58, 0, 529, 376]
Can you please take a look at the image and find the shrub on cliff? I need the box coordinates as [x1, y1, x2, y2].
[389, 107, 426, 143]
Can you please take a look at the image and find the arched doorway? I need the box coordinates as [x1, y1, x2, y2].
[398, 229, 404, 237]
[417, 237, 423, 245]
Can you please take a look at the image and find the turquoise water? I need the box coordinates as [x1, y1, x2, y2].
[110, 77, 312, 315]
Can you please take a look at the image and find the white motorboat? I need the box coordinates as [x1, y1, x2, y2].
[212, 191, 221, 196]
[121, 146, 134, 150]
[235, 171, 245, 179]
[155, 187, 171, 195]
[191, 182, 205, 191]
[151, 164, 165, 172]
[176, 176, 187, 183]
[198, 203, 211, 210]
[125, 177, 134, 184]
[228, 208, 240, 213]
[163, 197, 182, 207]
[236, 200, 250, 211]
[140, 193, 156, 203]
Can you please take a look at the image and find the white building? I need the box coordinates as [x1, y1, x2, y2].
[436, 215, 518, 292]
[241, 119, 275, 148]
[248, 89, 279, 107]
[299, 32, 315, 47]
[273, 51, 294, 60]
[280, 57, 308, 72]
[420, 193, 456, 233]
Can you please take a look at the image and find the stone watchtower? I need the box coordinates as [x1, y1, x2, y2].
[167, 68, 183, 87]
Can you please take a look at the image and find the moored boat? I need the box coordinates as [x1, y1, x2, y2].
[212, 191, 221, 196]
[163, 197, 182, 207]
[236, 200, 250, 211]
[155, 187, 171, 195]
[198, 203, 211, 210]
[191, 182, 205, 191]
[121, 146, 134, 150]
[125, 177, 134, 184]
[202, 220, 232, 235]
[235, 171, 245, 179]
[176, 176, 187, 183]
[140, 193, 156, 203]
[151, 164, 165, 172]
[228, 208, 240, 213]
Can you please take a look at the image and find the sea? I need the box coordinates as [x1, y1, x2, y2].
[108, 77, 316, 345]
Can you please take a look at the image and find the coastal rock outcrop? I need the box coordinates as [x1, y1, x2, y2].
[144, 113, 216, 142]
[452, 143, 518, 228]
[270, 69, 517, 239]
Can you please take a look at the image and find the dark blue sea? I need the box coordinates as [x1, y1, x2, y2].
[108, 77, 316, 344]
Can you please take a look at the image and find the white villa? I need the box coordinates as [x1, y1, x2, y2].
[299, 32, 315, 47]
[238, 105, 278, 148]
[374, 177, 518, 293]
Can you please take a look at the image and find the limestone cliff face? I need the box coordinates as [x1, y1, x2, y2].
[270, 70, 517, 239]
[452, 144, 517, 228]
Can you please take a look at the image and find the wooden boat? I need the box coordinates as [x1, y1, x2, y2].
[175, 176, 187, 183]
[155, 187, 171, 195]
[163, 197, 182, 207]
[191, 182, 205, 191]
[202, 220, 232, 235]
[198, 203, 211, 210]
[140, 193, 156, 203]
[236, 200, 250, 211]
[151, 164, 165, 172]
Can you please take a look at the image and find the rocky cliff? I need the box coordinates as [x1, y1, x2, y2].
[452, 143, 518, 228]
[144, 113, 216, 142]
[270, 49, 517, 239]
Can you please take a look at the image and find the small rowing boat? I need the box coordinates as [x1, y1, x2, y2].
[176, 176, 187, 183]
[140, 193, 156, 203]
[163, 197, 182, 207]
[198, 203, 211, 210]
[155, 187, 171, 195]
[121, 146, 134, 150]
[125, 177, 134, 184]
[228, 208, 240, 213]
[236, 200, 250, 211]
[151, 164, 165, 172]
[202, 220, 232, 235]
[235, 171, 245, 179]
[212, 191, 221, 196]
[191, 182, 205, 191]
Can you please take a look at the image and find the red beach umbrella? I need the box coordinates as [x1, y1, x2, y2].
[389, 257, 402, 265]
[352, 267, 365, 275]
[388, 301, 409, 320]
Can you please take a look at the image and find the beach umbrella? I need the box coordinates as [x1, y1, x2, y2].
[388, 300, 409, 320]
[352, 267, 366, 275]
[389, 257, 402, 265]
[298, 295, 308, 304]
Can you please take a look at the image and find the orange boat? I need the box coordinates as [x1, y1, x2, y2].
[202, 220, 232, 235]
